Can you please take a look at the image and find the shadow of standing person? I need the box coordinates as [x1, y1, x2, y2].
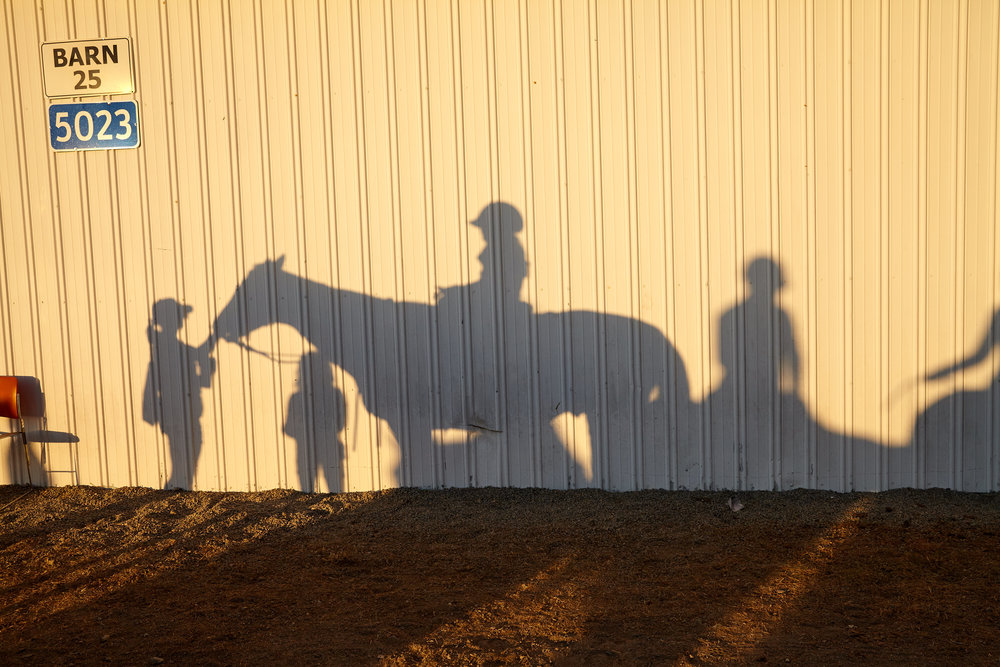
[142, 299, 214, 489]
[713, 257, 804, 489]
[285, 352, 346, 493]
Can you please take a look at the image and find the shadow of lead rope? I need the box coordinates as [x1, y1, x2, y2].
[230, 337, 301, 364]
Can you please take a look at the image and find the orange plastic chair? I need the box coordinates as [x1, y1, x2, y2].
[0, 376, 31, 484]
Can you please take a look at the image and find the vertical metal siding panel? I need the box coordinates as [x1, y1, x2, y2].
[493, 0, 533, 489]
[82, 146, 124, 487]
[200, 0, 250, 492]
[993, 1, 1000, 492]
[813, 0, 848, 491]
[804, 0, 818, 490]
[31, 5, 80, 484]
[294, 0, 338, 493]
[378, 0, 411, 491]
[195, 0, 228, 492]
[162, 0, 202, 490]
[632, 0, 671, 491]
[623, 0, 641, 491]
[952, 0, 968, 491]
[885, 0, 920, 488]
[285, 0, 318, 492]
[693, 0, 711, 490]
[456, 0, 502, 487]
[878, 0, 890, 491]
[0, 0, 39, 484]
[177, 0, 221, 492]
[71, 5, 125, 487]
[703, 0, 740, 492]
[258, 0, 296, 488]
[259, 0, 302, 491]
[229, 0, 273, 491]
[259, 0, 297, 490]
[517, 0, 544, 490]
[436, 0, 473, 488]
[305, 0, 341, 493]
[666, 0, 707, 489]
[961, 0, 999, 491]
[333, 0, 375, 492]
[321, 0, 374, 493]
[33, 0, 78, 487]
[423, 0, 464, 489]
[915, 0, 929, 491]
[415, 0, 447, 491]
[736, 0, 775, 490]
[625, 0, 644, 491]
[216, 0, 259, 492]
[587, 0, 611, 491]
[131, 0, 170, 489]
[660, 1, 683, 489]
[359, 0, 407, 489]
[85, 5, 124, 490]
[521, 0, 552, 486]
[390, 0, 439, 489]
[922, 0, 959, 490]
[848, 0, 881, 490]
[0, 2, 17, 482]
[286, 0, 314, 493]
[556, 0, 596, 489]
[729, 0, 747, 492]
[775, 0, 809, 490]
[596, 0, 636, 491]
[474, 0, 505, 488]
[145, 0, 194, 489]
[105, 0, 149, 490]
[235, 0, 271, 492]
[840, 0, 855, 492]
[525, 0, 568, 489]
[46, 2, 113, 488]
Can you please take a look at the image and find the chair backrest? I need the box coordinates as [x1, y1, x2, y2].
[0, 376, 19, 419]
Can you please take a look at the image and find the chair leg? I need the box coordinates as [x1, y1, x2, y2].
[21, 423, 31, 486]
[17, 396, 30, 486]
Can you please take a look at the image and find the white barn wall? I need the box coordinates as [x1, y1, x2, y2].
[1, 0, 998, 492]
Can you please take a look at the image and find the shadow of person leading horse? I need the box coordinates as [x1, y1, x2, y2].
[210, 202, 699, 490]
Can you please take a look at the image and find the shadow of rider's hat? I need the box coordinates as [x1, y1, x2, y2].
[470, 202, 524, 234]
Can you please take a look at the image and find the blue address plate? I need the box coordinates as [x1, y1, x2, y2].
[49, 101, 140, 151]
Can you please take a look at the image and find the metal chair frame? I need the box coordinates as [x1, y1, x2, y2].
[0, 377, 31, 484]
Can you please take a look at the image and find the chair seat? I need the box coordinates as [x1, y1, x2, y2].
[0, 376, 17, 419]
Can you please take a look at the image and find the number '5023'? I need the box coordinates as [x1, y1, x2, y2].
[48, 101, 140, 151]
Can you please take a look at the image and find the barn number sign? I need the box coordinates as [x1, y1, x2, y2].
[40, 38, 140, 151]
[40, 38, 134, 98]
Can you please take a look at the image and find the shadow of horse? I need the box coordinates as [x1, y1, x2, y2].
[210, 256, 699, 490]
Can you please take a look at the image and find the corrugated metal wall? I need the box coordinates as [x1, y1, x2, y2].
[1, 0, 999, 492]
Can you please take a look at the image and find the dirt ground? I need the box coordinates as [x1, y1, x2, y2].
[0, 484, 998, 665]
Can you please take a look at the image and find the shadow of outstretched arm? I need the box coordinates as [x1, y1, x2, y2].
[926, 309, 1000, 381]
